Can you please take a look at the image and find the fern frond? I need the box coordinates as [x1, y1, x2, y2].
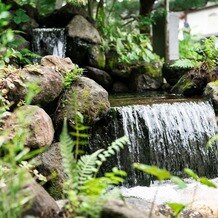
[77, 149, 104, 190]
[60, 118, 77, 185]
[94, 136, 129, 176]
[206, 134, 218, 150]
[102, 136, 129, 159]
[171, 59, 196, 69]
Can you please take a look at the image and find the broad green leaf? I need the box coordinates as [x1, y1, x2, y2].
[13, 9, 30, 24]
[184, 168, 199, 180]
[133, 163, 171, 180]
[167, 203, 185, 216]
[170, 176, 187, 189]
[199, 177, 217, 188]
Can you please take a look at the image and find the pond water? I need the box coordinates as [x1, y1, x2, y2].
[109, 92, 204, 107]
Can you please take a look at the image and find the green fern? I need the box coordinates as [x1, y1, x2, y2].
[60, 118, 77, 187]
[77, 150, 103, 190]
[63, 65, 84, 89]
[59, 114, 129, 217]
[171, 59, 197, 69]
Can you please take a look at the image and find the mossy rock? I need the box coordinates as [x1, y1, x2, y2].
[88, 45, 106, 69]
[129, 63, 163, 92]
[162, 61, 192, 86]
[0, 65, 64, 106]
[55, 76, 110, 128]
[35, 143, 66, 199]
[105, 50, 131, 79]
[204, 81, 218, 114]
[172, 72, 209, 97]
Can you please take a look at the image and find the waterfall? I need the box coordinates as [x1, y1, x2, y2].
[32, 28, 66, 58]
[89, 100, 218, 186]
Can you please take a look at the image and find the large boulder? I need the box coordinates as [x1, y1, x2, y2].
[41, 55, 75, 74]
[3, 105, 54, 149]
[204, 81, 218, 114]
[129, 64, 163, 92]
[85, 66, 113, 90]
[55, 76, 110, 127]
[66, 15, 105, 68]
[171, 68, 210, 96]
[0, 65, 63, 106]
[67, 15, 101, 44]
[162, 61, 191, 86]
[35, 143, 66, 199]
[101, 200, 156, 218]
[22, 178, 60, 218]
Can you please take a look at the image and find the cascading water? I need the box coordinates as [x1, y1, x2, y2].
[89, 100, 218, 186]
[32, 28, 66, 58]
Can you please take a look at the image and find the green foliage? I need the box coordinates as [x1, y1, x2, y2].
[15, 0, 56, 15]
[0, 84, 45, 217]
[167, 203, 185, 217]
[104, 28, 163, 66]
[170, 0, 212, 11]
[173, 35, 218, 72]
[0, 2, 39, 67]
[64, 65, 84, 89]
[13, 9, 30, 24]
[60, 115, 128, 217]
[171, 59, 198, 69]
[206, 134, 218, 150]
[134, 164, 171, 180]
[184, 168, 217, 188]
[67, 0, 88, 5]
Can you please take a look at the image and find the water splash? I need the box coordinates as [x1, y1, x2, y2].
[32, 28, 66, 58]
[90, 100, 218, 186]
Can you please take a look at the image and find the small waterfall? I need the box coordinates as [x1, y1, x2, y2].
[89, 100, 218, 186]
[32, 28, 66, 58]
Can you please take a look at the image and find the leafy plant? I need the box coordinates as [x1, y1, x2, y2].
[0, 2, 39, 67]
[60, 115, 128, 217]
[13, 9, 30, 24]
[63, 65, 84, 89]
[0, 83, 46, 217]
[172, 35, 218, 73]
[104, 28, 163, 66]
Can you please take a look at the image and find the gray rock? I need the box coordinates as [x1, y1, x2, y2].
[162, 61, 190, 86]
[23, 65, 64, 105]
[55, 76, 110, 126]
[35, 143, 66, 199]
[85, 66, 113, 90]
[67, 15, 101, 44]
[204, 81, 218, 114]
[171, 66, 211, 96]
[129, 64, 162, 92]
[41, 55, 75, 74]
[4, 105, 54, 149]
[22, 178, 60, 218]
[101, 200, 149, 218]
[0, 65, 64, 106]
